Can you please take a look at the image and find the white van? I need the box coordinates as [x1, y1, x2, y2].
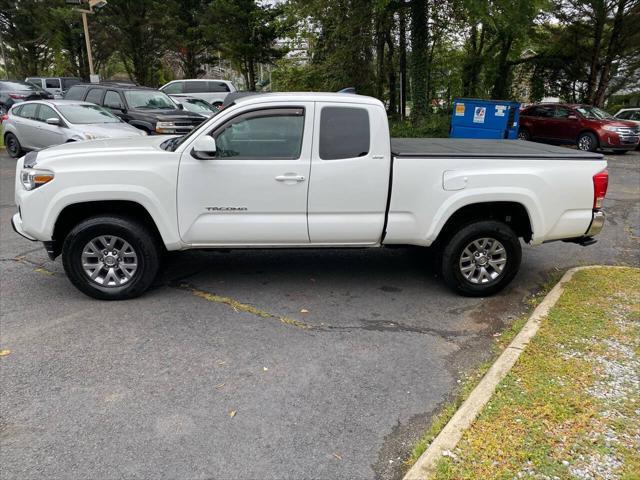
[25, 77, 83, 99]
[159, 79, 236, 107]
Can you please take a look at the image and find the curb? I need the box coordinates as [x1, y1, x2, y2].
[403, 265, 614, 480]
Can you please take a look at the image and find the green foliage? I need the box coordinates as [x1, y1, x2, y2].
[389, 113, 450, 138]
[205, 0, 287, 91]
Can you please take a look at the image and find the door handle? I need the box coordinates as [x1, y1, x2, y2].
[275, 174, 306, 182]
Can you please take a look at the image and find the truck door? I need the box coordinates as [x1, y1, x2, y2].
[177, 102, 314, 245]
[307, 102, 391, 244]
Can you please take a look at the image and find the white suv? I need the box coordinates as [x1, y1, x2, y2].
[159, 79, 236, 107]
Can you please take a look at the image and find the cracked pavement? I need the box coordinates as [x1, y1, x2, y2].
[0, 149, 638, 480]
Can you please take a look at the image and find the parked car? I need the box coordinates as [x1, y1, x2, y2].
[25, 77, 82, 99]
[159, 79, 236, 107]
[614, 107, 640, 123]
[169, 94, 219, 117]
[519, 103, 640, 153]
[1, 80, 53, 113]
[64, 83, 204, 134]
[12, 93, 608, 300]
[2, 100, 146, 158]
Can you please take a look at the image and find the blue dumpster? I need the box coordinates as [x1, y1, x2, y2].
[450, 98, 520, 139]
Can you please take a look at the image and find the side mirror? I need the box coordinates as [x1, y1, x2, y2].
[107, 104, 126, 113]
[46, 117, 61, 126]
[177, 103, 184, 110]
[191, 135, 217, 160]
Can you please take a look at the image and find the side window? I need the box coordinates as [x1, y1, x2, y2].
[208, 81, 230, 93]
[64, 86, 86, 100]
[184, 81, 208, 93]
[12, 105, 23, 116]
[536, 107, 554, 118]
[319, 107, 370, 160]
[36, 105, 60, 122]
[45, 78, 61, 89]
[18, 103, 39, 120]
[85, 88, 104, 105]
[104, 90, 124, 109]
[631, 112, 640, 121]
[162, 82, 184, 94]
[555, 106, 571, 118]
[214, 108, 305, 160]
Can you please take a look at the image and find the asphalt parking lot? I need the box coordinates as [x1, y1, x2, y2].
[1, 148, 638, 480]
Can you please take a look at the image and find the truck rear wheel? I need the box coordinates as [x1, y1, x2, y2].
[441, 220, 521, 297]
[62, 215, 161, 300]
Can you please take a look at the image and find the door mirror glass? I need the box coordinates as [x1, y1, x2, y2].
[191, 135, 217, 159]
[46, 117, 61, 125]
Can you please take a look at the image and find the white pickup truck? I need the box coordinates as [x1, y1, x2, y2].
[12, 93, 608, 300]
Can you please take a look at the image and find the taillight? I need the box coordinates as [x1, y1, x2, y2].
[593, 169, 608, 209]
[0, 113, 7, 123]
[9, 93, 27, 100]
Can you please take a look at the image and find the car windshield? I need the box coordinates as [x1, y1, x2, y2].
[124, 90, 176, 109]
[575, 106, 614, 120]
[57, 104, 121, 124]
[180, 98, 217, 115]
[1, 80, 46, 92]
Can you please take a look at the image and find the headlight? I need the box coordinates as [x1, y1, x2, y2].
[602, 125, 622, 132]
[21, 169, 54, 190]
[156, 121, 176, 134]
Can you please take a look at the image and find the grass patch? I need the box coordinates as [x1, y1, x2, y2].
[429, 267, 640, 479]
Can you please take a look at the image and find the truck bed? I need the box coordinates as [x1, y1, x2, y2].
[390, 138, 604, 160]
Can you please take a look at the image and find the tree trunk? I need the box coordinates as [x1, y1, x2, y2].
[410, 0, 429, 120]
[491, 35, 514, 99]
[386, 26, 397, 115]
[585, 5, 606, 104]
[593, 0, 628, 107]
[399, 1, 407, 119]
[375, 16, 386, 101]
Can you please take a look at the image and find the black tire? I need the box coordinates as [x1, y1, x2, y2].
[577, 132, 598, 152]
[62, 215, 161, 300]
[5, 132, 23, 158]
[441, 220, 522, 297]
[517, 128, 531, 141]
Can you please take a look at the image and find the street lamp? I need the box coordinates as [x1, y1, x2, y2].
[67, 0, 108, 82]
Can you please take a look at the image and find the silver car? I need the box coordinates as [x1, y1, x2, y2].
[2, 100, 146, 158]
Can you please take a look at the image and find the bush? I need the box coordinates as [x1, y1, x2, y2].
[389, 113, 450, 138]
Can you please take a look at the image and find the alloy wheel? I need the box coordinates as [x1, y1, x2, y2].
[458, 237, 508, 284]
[81, 235, 139, 287]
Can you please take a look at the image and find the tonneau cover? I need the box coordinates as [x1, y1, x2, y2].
[391, 138, 604, 160]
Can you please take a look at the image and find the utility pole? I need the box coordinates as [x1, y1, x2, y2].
[69, 0, 107, 82]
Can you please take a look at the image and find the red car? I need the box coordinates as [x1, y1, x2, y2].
[518, 103, 640, 153]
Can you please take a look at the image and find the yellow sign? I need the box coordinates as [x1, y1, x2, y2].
[455, 103, 465, 116]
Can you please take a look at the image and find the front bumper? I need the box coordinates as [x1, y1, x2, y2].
[11, 212, 36, 241]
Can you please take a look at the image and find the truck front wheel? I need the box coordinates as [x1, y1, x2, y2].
[441, 220, 521, 297]
[62, 215, 161, 300]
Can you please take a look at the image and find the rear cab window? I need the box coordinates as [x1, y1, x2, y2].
[319, 107, 370, 160]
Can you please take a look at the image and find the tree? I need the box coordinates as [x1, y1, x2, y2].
[409, 0, 429, 119]
[95, 0, 172, 86]
[206, 0, 286, 91]
[168, 0, 212, 78]
[0, 0, 61, 78]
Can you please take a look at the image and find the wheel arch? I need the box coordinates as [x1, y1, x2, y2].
[433, 201, 533, 247]
[50, 200, 166, 259]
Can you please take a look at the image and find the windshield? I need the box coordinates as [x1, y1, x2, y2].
[58, 104, 122, 124]
[575, 106, 614, 120]
[124, 90, 176, 109]
[180, 98, 217, 115]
